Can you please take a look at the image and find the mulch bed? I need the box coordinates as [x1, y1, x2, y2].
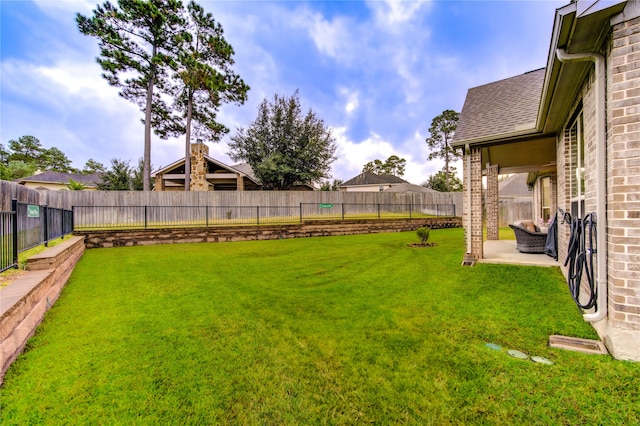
[408, 243, 437, 248]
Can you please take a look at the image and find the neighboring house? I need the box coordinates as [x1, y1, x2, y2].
[452, 0, 640, 360]
[498, 174, 531, 201]
[339, 172, 409, 192]
[382, 183, 438, 193]
[152, 141, 313, 191]
[16, 170, 101, 191]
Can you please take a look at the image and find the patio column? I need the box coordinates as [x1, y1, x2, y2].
[463, 147, 483, 259]
[486, 163, 499, 240]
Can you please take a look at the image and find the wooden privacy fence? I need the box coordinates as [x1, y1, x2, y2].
[73, 202, 457, 230]
[1, 181, 463, 214]
[499, 199, 533, 227]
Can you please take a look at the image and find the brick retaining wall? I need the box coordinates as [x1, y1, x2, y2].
[0, 236, 85, 383]
[76, 218, 461, 249]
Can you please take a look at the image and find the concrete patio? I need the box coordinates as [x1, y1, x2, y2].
[479, 240, 559, 267]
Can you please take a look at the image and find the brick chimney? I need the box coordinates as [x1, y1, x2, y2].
[190, 140, 210, 191]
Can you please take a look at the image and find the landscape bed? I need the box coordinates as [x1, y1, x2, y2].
[1, 229, 638, 424]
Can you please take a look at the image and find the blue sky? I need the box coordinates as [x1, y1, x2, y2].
[1, 0, 566, 185]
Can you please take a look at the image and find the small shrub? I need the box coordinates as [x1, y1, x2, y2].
[416, 226, 431, 245]
[226, 210, 233, 220]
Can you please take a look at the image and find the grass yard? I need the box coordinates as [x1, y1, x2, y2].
[1, 229, 639, 424]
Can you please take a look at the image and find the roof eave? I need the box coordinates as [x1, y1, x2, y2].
[537, 0, 628, 133]
[451, 127, 542, 149]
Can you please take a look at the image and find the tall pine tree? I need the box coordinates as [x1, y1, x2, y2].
[172, 1, 249, 190]
[77, 0, 186, 191]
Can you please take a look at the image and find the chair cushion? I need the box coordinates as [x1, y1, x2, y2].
[519, 220, 536, 233]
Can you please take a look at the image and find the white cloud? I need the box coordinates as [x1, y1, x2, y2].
[290, 8, 362, 66]
[339, 88, 360, 114]
[330, 127, 436, 185]
[369, 0, 431, 28]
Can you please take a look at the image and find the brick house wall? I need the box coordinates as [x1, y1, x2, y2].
[550, 15, 640, 360]
[604, 15, 640, 359]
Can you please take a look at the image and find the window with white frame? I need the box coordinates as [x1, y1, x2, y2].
[541, 176, 551, 222]
[568, 110, 585, 218]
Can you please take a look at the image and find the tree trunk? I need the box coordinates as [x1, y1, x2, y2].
[143, 76, 154, 191]
[444, 138, 450, 192]
[184, 90, 193, 191]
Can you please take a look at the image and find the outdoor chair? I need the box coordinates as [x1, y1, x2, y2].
[509, 221, 548, 254]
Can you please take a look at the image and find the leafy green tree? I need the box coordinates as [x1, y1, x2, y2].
[82, 158, 106, 174]
[2, 161, 37, 180]
[229, 91, 337, 190]
[97, 158, 134, 190]
[422, 167, 463, 192]
[362, 155, 406, 177]
[320, 179, 343, 191]
[172, 1, 249, 191]
[77, 0, 187, 191]
[425, 109, 460, 191]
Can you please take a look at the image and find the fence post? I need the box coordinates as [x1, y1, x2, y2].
[257, 206, 260, 225]
[71, 206, 75, 232]
[144, 206, 148, 228]
[436, 204, 439, 217]
[299, 203, 303, 223]
[43, 204, 49, 247]
[206, 206, 209, 227]
[409, 204, 412, 219]
[11, 199, 18, 268]
[453, 204, 456, 217]
[341, 203, 345, 221]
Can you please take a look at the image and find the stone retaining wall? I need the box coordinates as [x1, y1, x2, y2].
[77, 218, 461, 249]
[0, 236, 85, 383]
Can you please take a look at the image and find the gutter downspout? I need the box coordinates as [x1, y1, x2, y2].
[556, 48, 607, 322]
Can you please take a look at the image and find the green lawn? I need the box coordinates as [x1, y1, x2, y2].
[1, 229, 639, 424]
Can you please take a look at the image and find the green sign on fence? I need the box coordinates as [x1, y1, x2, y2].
[319, 203, 334, 209]
[27, 205, 40, 218]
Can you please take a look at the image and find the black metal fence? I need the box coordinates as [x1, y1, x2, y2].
[72, 203, 456, 230]
[0, 200, 74, 272]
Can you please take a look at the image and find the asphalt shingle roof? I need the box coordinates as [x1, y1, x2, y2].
[17, 171, 102, 186]
[498, 173, 531, 198]
[453, 68, 545, 144]
[382, 183, 437, 193]
[341, 172, 408, 186]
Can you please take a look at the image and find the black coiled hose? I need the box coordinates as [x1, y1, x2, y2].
[563, 211, 597, 310]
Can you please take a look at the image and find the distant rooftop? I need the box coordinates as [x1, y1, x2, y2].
[16, 171, 102, 187]
[341, 172, 408, 187]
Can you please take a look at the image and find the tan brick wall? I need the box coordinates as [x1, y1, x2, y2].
[607, 16, 640, 347]
[486, 164, 499, 240]
[462, 148, 483, 259]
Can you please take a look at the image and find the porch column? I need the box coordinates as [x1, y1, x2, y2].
[237, 175, 245, 191]
[463, 147, 483, 259]
[486, 163, 499, 240]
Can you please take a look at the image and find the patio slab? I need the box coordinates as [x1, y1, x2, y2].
[479, 240, 559, 267]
